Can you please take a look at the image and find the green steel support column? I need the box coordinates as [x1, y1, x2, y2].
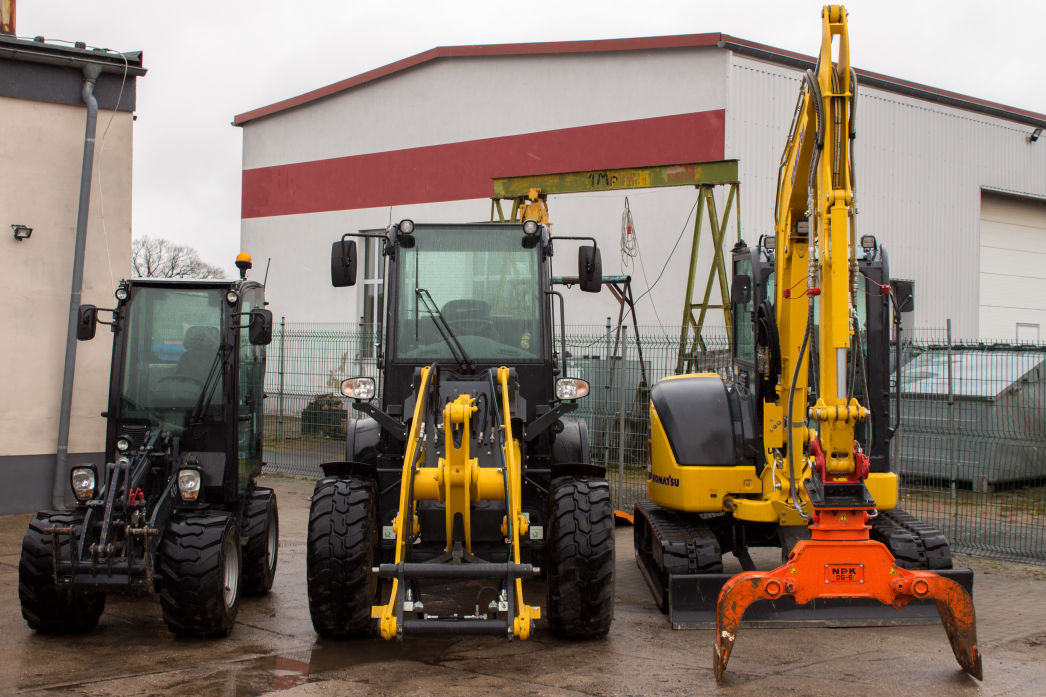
[694, 183, 736, 348]
[676, 188, 707, 374]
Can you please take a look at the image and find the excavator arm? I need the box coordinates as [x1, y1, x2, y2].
[713, 5, 981, 681]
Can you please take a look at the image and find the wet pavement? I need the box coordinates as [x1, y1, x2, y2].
[2, 474, 1044, 696]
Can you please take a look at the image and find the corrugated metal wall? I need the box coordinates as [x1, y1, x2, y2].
[726, 54, 1046, 339]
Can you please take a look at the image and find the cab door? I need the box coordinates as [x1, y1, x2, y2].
[237, 286, 266, 486]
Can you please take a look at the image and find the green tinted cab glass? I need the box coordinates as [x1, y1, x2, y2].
[395, 226, 542, 362]
[118, 287, 225, 434]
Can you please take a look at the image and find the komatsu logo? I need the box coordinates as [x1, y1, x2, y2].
[651, 473, 680, 487]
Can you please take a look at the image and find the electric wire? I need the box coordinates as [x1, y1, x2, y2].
[14, 35, 132, 286]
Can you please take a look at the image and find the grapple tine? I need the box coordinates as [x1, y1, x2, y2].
[927, 577, 983, 680]
[714, 572, 773, 681]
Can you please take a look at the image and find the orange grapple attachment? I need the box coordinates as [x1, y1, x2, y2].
[712, 509, 982, 682]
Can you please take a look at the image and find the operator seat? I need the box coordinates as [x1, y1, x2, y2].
[175, 325, 220, 382]
[442, 299, 496, 338]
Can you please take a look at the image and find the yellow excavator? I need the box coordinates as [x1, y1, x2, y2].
[632, 5, 981, 680]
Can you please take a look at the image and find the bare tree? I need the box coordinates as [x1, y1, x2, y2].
[131, 236, 225, 279]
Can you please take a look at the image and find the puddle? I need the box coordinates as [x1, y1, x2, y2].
[208, 632, 549, 697]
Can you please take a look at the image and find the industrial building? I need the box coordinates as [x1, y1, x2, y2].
[0, 31, 145, 513]
[235, 33, 1046, 343]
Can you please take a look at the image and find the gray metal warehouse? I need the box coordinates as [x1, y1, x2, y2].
[235, 33, 1046, 343]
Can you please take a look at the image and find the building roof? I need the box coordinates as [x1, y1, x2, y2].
[233, 33, 1046, 129]
[0, 32, 145, 76]
[0, 33, 146, 112]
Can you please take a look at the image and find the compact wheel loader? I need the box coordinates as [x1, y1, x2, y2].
[19, 255, 278, 637]
[309, 219, 614, 640]
[633, 5, 981, 681]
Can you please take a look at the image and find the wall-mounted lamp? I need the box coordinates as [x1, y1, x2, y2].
[11, 224, 32, 241]
[1030, 128, 1043, 143]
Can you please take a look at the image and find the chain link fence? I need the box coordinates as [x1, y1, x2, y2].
[263, 319, 1046, 565]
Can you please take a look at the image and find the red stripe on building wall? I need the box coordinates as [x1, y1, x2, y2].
[241, 110, 725, 219]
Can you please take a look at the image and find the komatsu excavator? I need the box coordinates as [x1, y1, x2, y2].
[632, 5, 981, 681]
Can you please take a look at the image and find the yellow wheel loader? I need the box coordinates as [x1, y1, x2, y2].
[310, 220, 614, 640]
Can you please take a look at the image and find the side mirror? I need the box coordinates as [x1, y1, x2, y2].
[890, 279, 914, 313]
[578, 245, 602, 293]
[249, 308, 273, 345]
[76, 304, 98, 341]
[331, 240, 358, 287]
[730, 274, 752, 306]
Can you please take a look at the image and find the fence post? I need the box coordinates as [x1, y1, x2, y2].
[616, 325, 629, 510]
[947, 319, 958, 550]
[602, 316, 612, 463]
[277, 315, 285, 444]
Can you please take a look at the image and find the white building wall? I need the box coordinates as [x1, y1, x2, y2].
[726, 53, 1046, 338]
[244, 47, 1046, 342]
[242, 47, 734, 333]
[243, 48, 728, 169]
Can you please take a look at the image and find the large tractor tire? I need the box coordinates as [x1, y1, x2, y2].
[242, 486, 279, 595]
[546, 476, 615, 639]
[307, 476, 377, 638]
[19, 512, 105, 633]
[157, 514, 241, 637]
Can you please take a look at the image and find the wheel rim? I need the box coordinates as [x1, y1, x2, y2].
[265, 510, 277, 569]
[223, 533, 240, 608]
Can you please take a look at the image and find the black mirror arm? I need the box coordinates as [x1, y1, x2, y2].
[524, 401, 578, 442]
[352, 400, 408, 443]
[93, 307, 119, 327]
[340, 231, 391, 256]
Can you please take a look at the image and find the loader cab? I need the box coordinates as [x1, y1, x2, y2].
[385, 222, 552, 409]
[79, 278, 272, 499]
[332, 220, 600, 424]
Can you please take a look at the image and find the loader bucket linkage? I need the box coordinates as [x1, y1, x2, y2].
[373, 365, 541, 639]
[713, 507, 982, 681]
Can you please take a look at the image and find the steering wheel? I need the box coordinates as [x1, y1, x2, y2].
[158, 375, 204, 387]
[452, 318, 496, 337]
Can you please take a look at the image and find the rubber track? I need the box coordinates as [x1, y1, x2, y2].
[157, 514, 239, 637]
[18, 512, 105, 633]
[870, 508, 953, 570]
[634, 501, 722, 612]
[307, 476, 376, 638]
[242, 486, 278, 595]
[546, 476, 615, 639]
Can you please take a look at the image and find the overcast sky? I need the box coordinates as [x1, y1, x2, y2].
[17, 0, 1046, 276]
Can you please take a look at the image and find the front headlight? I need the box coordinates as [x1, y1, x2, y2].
[116, 436, 131, 453]
[177, 468, 202, 502]
[555, 378, 590, 400]
[70, 466, 96, 501]
[341, 376, 375, 400]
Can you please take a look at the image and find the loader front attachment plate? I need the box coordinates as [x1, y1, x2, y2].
[712, 509, 982, 682]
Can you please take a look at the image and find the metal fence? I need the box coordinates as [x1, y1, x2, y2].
[263, 319, 1046, 565]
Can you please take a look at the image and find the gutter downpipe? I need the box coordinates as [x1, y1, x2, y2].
[53, 64, 102, 508]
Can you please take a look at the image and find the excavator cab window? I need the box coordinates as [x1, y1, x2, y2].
[732, 258, 756, 365]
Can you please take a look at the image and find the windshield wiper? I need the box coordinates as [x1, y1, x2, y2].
[415, 288, 473, 372]
[189, 345, 227, 427]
